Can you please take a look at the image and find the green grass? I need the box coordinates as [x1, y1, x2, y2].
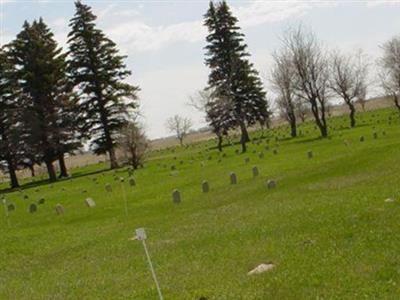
[1, 109, 400, 299]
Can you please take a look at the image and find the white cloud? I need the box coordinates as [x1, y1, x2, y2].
[104, 1, 325, 53]
[366, 0, 400, 7]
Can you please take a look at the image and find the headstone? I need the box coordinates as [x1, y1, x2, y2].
[55, 204, 64, 215]
[373, 132, 378, 139]
[360, 136, 364, 142]
[29, 203, 37, 213]
[230, 172, 237, 185]
[244, 157, 250, 163]
[85, 197, 96, 208]
[81, 189, 87, 194]
[172, 189, 181, 204]
[266, 179, 276, 189]
[202, 181, 209, 193]
[38, 198, 45, 205]
[258, 152, 264, 159]
[247, 263, 275, 275]
[105, 184, 112, 193]
[307, 151, 313, 159]
[171, 165, 176, 171]
[252, 166, 259, 177]
[129, 178, 136, 187]
[7, 203, 15, 212]
[23, 194, 29, 200]
[128, 168, 134, 177]
[273, 149, 278, 155]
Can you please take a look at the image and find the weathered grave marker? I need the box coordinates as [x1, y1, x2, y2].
[38, 198, 45, 205]
[258, 152, 264, 159]
[360, 136, 364, 142]
[252, 166, 259, 177]
[105, 184, 112, 193]
[129, 178, 136, 187]
[230, 172, 237, 185]
[7, 203, 15, 212]
[29, 203, 37, 213]
[307, 151, 313, 159]
[202, 181, 209, 193]
[266, 179, 276, 189]
[172, 189, 181, 204]
[85, 197, 96, 208]
[244, 157, 250, 163]
[55, 204, 64, 215]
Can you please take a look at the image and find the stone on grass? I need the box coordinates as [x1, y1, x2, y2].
[247, 263, 275, 275]
[273, 149, 278, 155]
[129, 177, 136, 186]
[373, 132, 378, 139]
[38, 198, 45, 205]
[202, 181, 209, 193]
[7, 203, 15, 212]
[171, 165, 176, 171]
[252, 166, 259, 177]
[244, 157, 250, 163]
[172, 189, 181, 204]
[105, 184, 112, 193]
[230, 172, 237, 185]
[29, 203, 37, 213]
[307, 151, 313, 159]
[385, 198, 395, 203]
[266, 179, 276, 189]
[85, 197, 96, 208]
[360, 136, 364, 142]
[258, 152, 264, 159]
[55, 204, 64, 215]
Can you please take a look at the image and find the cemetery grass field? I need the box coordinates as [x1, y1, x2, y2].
[1, 108, 400, 299]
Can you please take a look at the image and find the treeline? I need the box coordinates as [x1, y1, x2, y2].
[0, 1, 139, 188]
[199, 1, 400, 152]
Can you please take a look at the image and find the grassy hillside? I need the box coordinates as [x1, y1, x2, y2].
[1, 108, 400, 299]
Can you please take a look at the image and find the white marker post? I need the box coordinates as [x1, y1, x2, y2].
[134, 228, 163, 300]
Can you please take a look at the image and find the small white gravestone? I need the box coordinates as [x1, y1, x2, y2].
[202, 181, 209, 193]
[230, 172, 237, 185]
[172, 189, 181, 204]
[252, 166, 259, 178]
[85, 198, 96, 208]
[55, 204, 64, 215]
[266, 179, 276, 189]
[385, 198, 395, 203]
[247, 263, 275, 275]
[135, 228, 147, 240]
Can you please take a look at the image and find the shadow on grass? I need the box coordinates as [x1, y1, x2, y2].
[0, 167, 111, 195]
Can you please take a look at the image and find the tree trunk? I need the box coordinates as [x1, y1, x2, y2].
[58, 153, 69, 178]
[348, 102, 356, 128]
[109, 148, 119, 169]
[239, 121, 250, 153]
[394, 94, 400, 112]
[45, 159, 57, 182]
[6, 157, 19, 189]
[288, 112, 297, 138]
[310, 99, 328, 138]
[217, 134, 223, 152]
[29, 165, 35, 177]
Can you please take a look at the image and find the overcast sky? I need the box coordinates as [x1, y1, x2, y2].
[2, 0, 400, 138]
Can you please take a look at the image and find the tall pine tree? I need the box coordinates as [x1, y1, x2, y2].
[204, 1, 269, 152]
[67, 1, 139, 169]
[8, 19, 76, 182]
[0, 49, 22, 188]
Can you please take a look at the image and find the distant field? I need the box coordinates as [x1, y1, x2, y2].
[1, 107, 400, 299]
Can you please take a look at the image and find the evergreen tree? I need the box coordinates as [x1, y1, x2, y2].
[0, 49, 21, 188]
[204, 1, 269, 152]
[8, 19, 76, 182]
[67, 1, 139, 169]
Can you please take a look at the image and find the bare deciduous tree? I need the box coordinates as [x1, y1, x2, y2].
[283, 26, 330, 138]
[270, 50, 298, 137]
[166, 115, 193, 146]
[294, 98, 309, 123]
[119, 122, 148, 169]
[379, 36, 400, 112]
[329, 50, 368, 127]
